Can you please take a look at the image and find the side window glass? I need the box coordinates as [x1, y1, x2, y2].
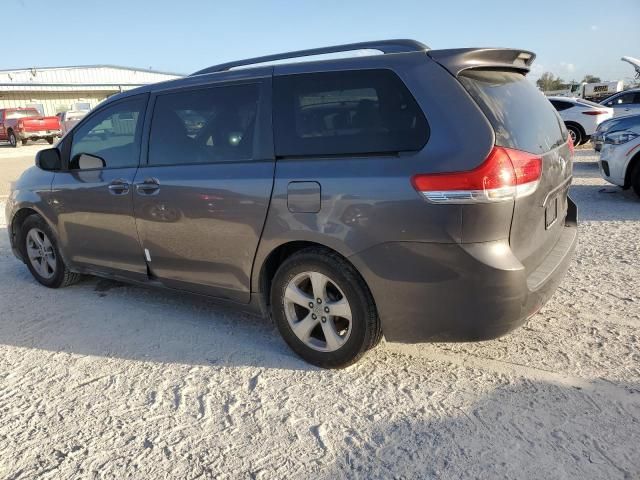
[70, 97, 146, 169]
[148, 83, 260, 166]
[614, 94, 634, 105]
[273, 69, 429, 157]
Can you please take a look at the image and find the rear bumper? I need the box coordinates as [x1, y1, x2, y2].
[18, 130, 61, 140]
[349, 197, 578, 343]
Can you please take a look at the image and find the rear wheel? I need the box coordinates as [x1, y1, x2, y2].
[566, 124, 582, 146]
[21, 139, 29, 146]
[8, 131, 19, 148]
[270, 248, 381, 368]
[46, 137, 54, 145]
[20, 215, 80, 288]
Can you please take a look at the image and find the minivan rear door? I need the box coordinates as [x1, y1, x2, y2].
[457, 68, 572, 271]
[132, 75, 274, 303]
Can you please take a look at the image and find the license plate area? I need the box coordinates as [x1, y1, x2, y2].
[545, 196, 558, 229]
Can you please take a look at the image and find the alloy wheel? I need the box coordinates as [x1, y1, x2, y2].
[25, 228, 57, 279]
[283, 271, 352, 352]
[568, 128, 578, 144]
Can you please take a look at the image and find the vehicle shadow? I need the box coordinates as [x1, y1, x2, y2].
[0, 227, 311, 371]
[569, 184, 640, 221]
[316, 379, 640, 479]
[0, 141, 51, 148]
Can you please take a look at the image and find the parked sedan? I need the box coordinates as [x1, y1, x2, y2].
[592, 113, 640, 151]
[548, 97, 613, 145]
[58, 110, 88, 135]
[598, 116, 640, 197]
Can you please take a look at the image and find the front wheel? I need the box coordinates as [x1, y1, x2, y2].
[270, 248, 381, 368]
[20, 215, 81, 288]
[46, 137, 54, 145]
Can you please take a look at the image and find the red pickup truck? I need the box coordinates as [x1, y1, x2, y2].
[0, 108, 62, 147]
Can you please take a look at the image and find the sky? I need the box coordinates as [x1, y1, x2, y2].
[6, 0, 640, 84]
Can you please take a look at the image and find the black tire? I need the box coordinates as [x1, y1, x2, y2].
[8, 130, 20, 148]
[20, 214, 81, 288]
[566, 124, 582, 146]
[631, 163, 640, 198]
[46, 137, 54, 145]
[21, 139, 29, 146]
[270, 247, 381, 368]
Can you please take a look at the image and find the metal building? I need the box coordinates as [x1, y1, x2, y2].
[0, 65, 182, 116]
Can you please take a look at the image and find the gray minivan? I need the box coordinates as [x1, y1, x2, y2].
[6, 40, 577, 367]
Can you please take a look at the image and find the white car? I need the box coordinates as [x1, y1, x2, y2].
[548, 96, 613, 145]
[598, 119, 640, 197]
[58, 110, 88, 134]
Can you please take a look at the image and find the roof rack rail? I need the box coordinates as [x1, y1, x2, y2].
[190, 39, 429, 76]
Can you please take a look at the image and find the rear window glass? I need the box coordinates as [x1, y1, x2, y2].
[549, 100, 574, 111]
[6, 110, 40, 119]
[274, 69, 429, 157]
[459, 70, 566, 154]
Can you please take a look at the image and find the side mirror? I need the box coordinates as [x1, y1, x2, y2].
[77, 153, 106, 170]
[35, 148, 62, 171]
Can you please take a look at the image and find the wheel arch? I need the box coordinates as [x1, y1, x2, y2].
[9, 207, 40, 261]
[257, 240, 372, 311]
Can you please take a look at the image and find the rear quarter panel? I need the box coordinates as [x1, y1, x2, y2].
[251, 53, 496, 292]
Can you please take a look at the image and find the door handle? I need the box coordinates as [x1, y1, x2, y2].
[136, 177, 160, 195]
[108, 179, 130, 195]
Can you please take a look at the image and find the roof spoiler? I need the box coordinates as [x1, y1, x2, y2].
[427, 48, 536, 76]
[191, 39, 429, 76]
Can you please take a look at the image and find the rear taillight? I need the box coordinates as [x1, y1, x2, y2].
[411, 146, 542, 204]
[582, 110, 609, 116]
[17, 121, 24, 131]
[568, 135, 575, 155]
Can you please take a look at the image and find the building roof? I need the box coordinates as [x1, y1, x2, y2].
[0, 64, 183, 92]
[0, 64, 184, 76]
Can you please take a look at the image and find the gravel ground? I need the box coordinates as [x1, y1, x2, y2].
[0, 148, 638, 479]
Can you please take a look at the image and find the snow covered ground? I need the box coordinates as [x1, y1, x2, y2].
[0, 148, 638, 479]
